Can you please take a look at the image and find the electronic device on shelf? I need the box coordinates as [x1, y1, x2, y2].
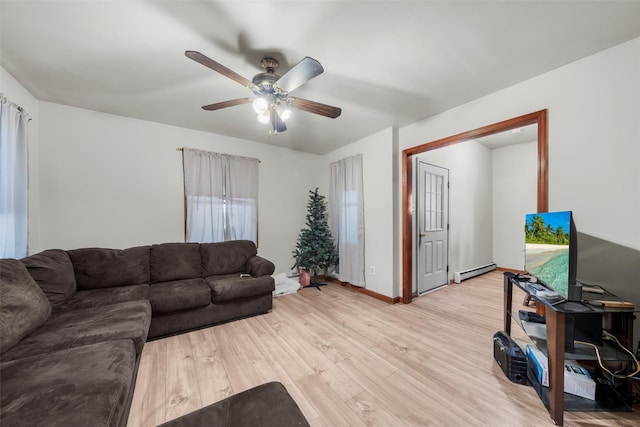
[526, 345, 596, 400]
[524, 210, 582, 302]
[523, 282, 565, 305]
[518, 310, 546, 324]
[525, 282, 545, 295]
[535, 290, 565, 305]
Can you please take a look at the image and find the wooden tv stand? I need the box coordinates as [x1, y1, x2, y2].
[503, 273, 635, 426]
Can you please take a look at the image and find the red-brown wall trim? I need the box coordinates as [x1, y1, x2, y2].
[327, 278, 400, 304]
[402, 110, 548, 304]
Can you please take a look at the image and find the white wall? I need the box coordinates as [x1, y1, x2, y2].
[492, 140, 537, 270]
[407, 136, 536, 284]
[36, 102, 321, 273]
[5, 37, 639, 302]
[321, 128, 395, 298]
[398, 38, 640, 297]
[1, 67, 42, 253]
[541, 40, 639, 248]
[414, 140, 494, 285]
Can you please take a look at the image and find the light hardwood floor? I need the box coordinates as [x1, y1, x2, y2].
[127, 271, 639, 426]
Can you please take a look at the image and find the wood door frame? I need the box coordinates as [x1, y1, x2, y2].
[401, 109, 548, 304]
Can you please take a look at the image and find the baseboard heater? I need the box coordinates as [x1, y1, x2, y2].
[454, 263, 497, 283]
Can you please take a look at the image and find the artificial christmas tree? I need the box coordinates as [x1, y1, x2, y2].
[292, 188, 339, 289]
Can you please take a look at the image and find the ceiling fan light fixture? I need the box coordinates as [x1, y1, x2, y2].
[252, 97, 269, 114]
[257, 111, 270, 124]
[279, 105, 292, 121]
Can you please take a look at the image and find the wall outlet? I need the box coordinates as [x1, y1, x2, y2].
[370, 266, 375, 275]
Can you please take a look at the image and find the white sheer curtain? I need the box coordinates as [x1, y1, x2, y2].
[0, 96, 29, 258]
[329, 154, 365, 286]
[182, 148, 258, 244]
[225, 155, 258, 241]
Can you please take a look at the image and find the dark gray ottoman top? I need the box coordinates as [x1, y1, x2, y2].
[158, 381, 309, 427]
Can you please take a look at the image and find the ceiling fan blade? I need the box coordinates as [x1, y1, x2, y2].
[289, 97, 342, 119]
[270, 109, 287, 133]
[275, 57, 324, 93]
[202, 98, 252, 111]
[185, 50, 257, 90]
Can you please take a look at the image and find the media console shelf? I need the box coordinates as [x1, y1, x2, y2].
[503, 273, 636, 426]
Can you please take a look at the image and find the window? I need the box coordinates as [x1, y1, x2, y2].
[340, 190, 360, 244]
[182, 148, 258, 244]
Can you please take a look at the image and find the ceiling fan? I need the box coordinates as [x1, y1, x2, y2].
[185, 51, 342, 135]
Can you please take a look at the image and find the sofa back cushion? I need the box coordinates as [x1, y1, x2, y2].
[0, 259, 52, 353]
[67, 246, 150, 289]
[21, 249, 76, 308]
[200, 240, 257, 276]
[150, 243, 201, 283]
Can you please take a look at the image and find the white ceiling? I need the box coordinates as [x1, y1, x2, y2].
[2, 1, 639, 154]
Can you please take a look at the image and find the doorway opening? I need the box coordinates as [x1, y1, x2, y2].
[401, 109, 548, 304]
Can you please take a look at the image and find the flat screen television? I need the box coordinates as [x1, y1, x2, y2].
[524, 210, 582, 301]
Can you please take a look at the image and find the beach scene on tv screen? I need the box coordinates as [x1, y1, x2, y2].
[525, 211, 570, 296]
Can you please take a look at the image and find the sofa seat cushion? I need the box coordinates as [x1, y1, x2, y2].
[21, 249, 77, 308]
[0, 339, 136, 427]
[149, 279, 210, 313]
[200, 240, 258, 276]
[150, 243, 201, 283]
[0, 259, 52, 354]
[68, 246, 150, 289]
[54, 284, 149, 313]
[206, 274, 275, 303]
[0, 300, 151, 362]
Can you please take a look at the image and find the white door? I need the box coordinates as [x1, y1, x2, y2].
[416, 160, 449, 294]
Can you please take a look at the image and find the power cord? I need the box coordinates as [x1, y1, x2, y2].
[575, 332, 640, 380]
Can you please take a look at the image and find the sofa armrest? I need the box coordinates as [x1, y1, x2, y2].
[246, 256, 275, 277]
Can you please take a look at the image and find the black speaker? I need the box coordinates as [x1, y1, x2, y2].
[493, 331, 528, 385]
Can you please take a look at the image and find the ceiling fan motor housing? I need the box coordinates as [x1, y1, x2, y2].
[252, 72, 279, 90]
[252, 57, 283, 94]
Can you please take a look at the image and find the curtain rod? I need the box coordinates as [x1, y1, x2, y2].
[0, 94, 31, 120]
[176, 147, 260, 163]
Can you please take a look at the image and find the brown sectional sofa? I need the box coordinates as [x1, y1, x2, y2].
[0, 240, 275, 427]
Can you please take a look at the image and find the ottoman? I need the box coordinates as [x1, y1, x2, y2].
[158, 382, 309, 427]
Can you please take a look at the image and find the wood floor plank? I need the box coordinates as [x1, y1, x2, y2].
[250, 312, 316, 380]
[346, 390, 411, 427]
[384, 368, 481, 426]
[163, 333, 202, 423]
[188, 328, 232, 406]
[127, 339, 167, 427]
[129, 271, 640, 426]
[295, 374, 367, 427]
[335, 356, 440, 426]
[225, 319, 283, 385]
[211, 322, 263, 394]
